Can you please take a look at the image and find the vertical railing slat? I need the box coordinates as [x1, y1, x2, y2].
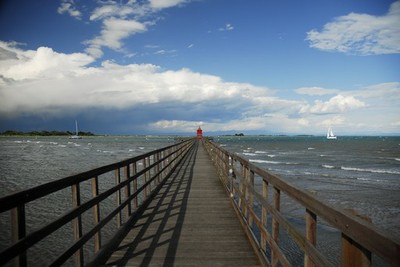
[305, 209, 317, 267]
[71, 183, 84, 267]
[271, 186, 280, 267]
[124, 165, 131, 218]
[91, 176, 101, 253]
[115, 168, 122, 228]
[11, 205, 27, 267]
[261, 179, 269, 252]
[132, 162, 138, 208]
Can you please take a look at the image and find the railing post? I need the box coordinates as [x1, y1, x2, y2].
[143, 158, 148, 198]
[271, 186, 280, 267]
[151, 155, 157, 188]
[341, 234, 371, 267]
[11, 205, 27, 267]
[71, 183, 84, 267]
[156, 152, 161, 183]
[115, 168, 122, 228]
[341, 210, 372, 267]
[124, 165, 131, 218]
[239, 163, 245, 212]
[248, 170, 255, 227]
[305, 209, 317, 267]
[261, 179, 269, 252]
[132, 162, 138, 208]
[91, 176, 102, 253]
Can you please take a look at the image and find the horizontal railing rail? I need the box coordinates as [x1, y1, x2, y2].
[204, 139, 400, 267]
[0, 138, 195, 267]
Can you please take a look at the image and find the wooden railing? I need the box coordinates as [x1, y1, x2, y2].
[204, 139, 400, 267]
[0, 138, 195, 266]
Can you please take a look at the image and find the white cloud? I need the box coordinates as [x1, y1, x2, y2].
[1, 43, 399, 135]
[306, 1, 400, 55]
[219, 23, 234, 31]
[0, 42, 94, 80]
[149, 0, 188, 9]
[89, 4, 144, 21]
[57, 0, 82, 19]
[85, 18, 147, 58]
[300, 95, 366, 114]
[295, 86, 338, 96]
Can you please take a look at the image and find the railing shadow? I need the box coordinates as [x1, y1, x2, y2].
[105, 141, 198, 266]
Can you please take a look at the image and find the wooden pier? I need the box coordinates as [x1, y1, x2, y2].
[95, 141, 260, 266]
[0, 138, 399, 266]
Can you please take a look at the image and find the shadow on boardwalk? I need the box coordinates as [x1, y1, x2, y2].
[97, 141, 259, 266]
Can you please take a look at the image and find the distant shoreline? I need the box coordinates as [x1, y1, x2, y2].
[0, 130, 96, 137]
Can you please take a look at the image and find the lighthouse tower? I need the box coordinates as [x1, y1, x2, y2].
[196, 126, 203, 140]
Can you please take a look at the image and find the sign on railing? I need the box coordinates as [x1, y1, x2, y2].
[204, 139, 400, 267]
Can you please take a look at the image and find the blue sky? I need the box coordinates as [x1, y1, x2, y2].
[0, 0, 399, 135]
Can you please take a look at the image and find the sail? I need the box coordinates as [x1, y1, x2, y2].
[69, 120, 82, 139]
[327, 127, 337, 139]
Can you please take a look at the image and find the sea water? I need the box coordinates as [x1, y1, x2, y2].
[0, 135, 399, 265]
[215, 136, 400, 235]
[0, 136, 175, 266]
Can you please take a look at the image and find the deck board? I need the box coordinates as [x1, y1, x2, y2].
[104, 141, 260, 266]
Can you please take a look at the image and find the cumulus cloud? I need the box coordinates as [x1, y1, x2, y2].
[149, 0, 189, 9]
[84, 18, 148, 58]
[306, 1, 400, 55]
[57, 0, 82, 19]
[57, 0, 193, 59]
[300, 95, 366, 114]
[0, 42, 276, 117]
[1, 42, 399, 134]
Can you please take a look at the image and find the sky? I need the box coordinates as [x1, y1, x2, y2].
[0, 0, 399, 136]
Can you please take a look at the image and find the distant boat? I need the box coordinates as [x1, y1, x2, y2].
[327, 127, 337, 140]
[69, 120, 82, 139]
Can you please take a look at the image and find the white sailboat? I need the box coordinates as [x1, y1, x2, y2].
[69, 120, 82, 139]
[326, 127, 337, 140]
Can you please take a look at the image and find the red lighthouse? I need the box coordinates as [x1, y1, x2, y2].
[196, 126, 203, 140]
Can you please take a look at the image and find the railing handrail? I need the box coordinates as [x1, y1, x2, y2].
[0, 139, 193, 213]
[204, 139, 400, 267]
[0, 138, 196, 266]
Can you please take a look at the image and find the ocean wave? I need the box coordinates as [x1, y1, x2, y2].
[255, 150, 267, 154]
[242, 152, 257, 156]
[322, 164, 335, 169]
[341, 166, 400, 175]
[357, 177, 386, 183]
[250, 159, 282, 164]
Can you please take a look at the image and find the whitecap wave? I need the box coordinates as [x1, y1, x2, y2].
[250, 159, 282, 164]
[341, 166, 400, 175]
[242, 152, 257, 156]
[322, 165, 335, 169]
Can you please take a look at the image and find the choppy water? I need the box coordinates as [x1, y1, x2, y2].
[0, 136, 175, 266]
[214, 136, 400, 240]
[1, 135, 399, 265]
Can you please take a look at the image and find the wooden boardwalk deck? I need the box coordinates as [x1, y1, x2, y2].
[103, 141, 260, 266]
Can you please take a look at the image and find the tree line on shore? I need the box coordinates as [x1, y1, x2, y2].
[0, 130, 96, 136]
